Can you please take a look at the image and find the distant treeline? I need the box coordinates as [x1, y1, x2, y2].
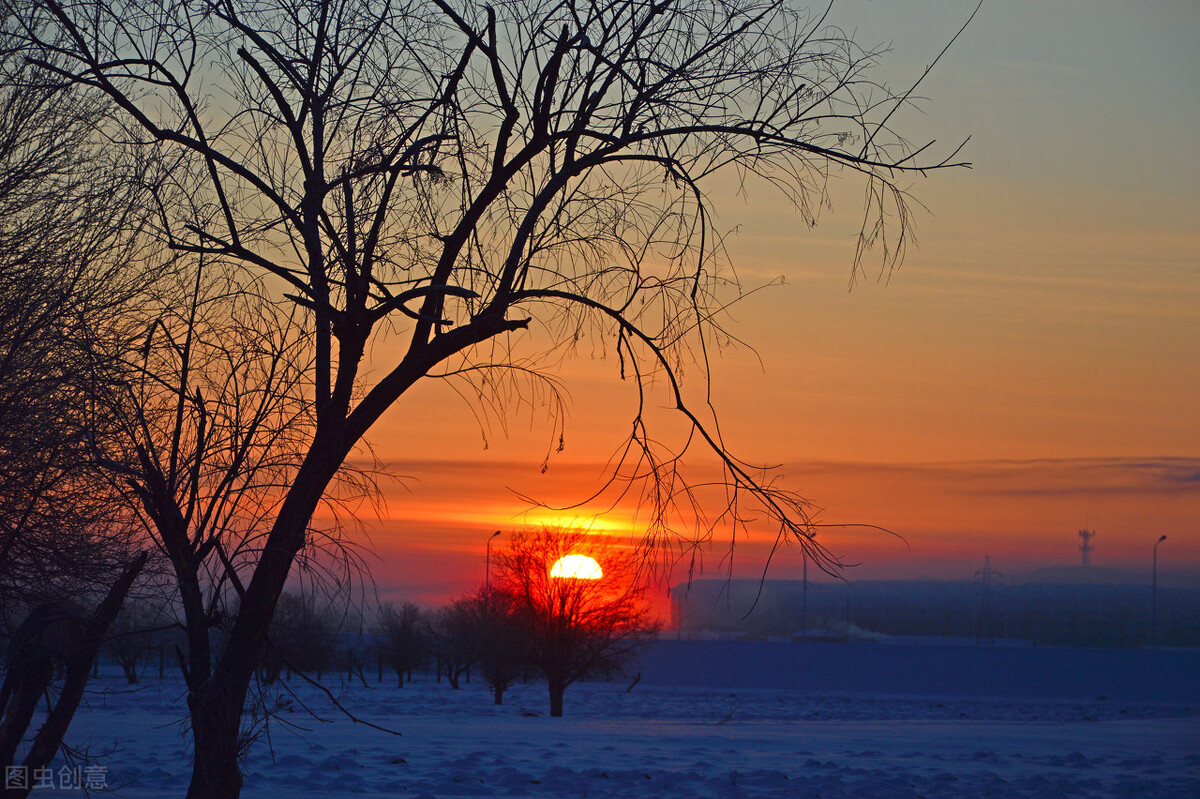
[670, 579, 1200, 648]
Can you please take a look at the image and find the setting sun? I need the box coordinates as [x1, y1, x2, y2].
[549, 554, 603, 580]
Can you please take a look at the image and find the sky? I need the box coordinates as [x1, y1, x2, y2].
[351, 0, 1200, 605]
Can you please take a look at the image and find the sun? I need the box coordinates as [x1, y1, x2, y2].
[549, 554, 603, 580]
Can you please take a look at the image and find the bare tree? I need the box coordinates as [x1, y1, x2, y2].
[0, 12, 151, 625]
[104, 600, 168, 685]
[473, 589, 532, 706]
[429, 589, 530, 703]
[425, 600, 477, 690]
[425, 589, 529, 699]
[376, 602, 430, 687]
[259, 592, 341, 683]
[0, 21, 156, 792]
[79, 260, 375, 770]
[493, 528, 657, 717]
[10, 0, 969, 793]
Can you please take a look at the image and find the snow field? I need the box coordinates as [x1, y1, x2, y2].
[24, 641, 1200, 798]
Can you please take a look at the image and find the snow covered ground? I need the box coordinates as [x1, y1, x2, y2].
[23, 641, 1200, 798]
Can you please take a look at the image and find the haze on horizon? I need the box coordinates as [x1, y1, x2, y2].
[348, 0, 1200, 604]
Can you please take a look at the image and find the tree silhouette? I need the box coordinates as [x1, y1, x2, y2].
[0, 17, 150, 627]
[0, 26, 152, 788]
[79, 258, 375, 755]
[473, 589, 530, 706]
[104, 600, 169, 685]
[260, 592, 342, 683]
[377, 602, 430, 687]
[431, 588, 530, 703]
[426, 597, 480, 690]
[10, 0, 969, 793]
[493, 529, 657, 717]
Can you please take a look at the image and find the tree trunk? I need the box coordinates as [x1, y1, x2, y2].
[186, 680, 248, 799]
[493, 685, 504, 706]
[0, 672, 51, 778]
[3, 553, 147, 799]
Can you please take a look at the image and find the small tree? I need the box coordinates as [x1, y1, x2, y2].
[376, 602, 429, 687]
[475, 589, 532, 706]
[260, 592, 341, 683]
[426, 600, 478, 690]
[105, 601, 164, 685]
[430, 589, 530, 702]
[494, 529, 658, 717]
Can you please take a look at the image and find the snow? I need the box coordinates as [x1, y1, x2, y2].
[23, 641, 1200, 798]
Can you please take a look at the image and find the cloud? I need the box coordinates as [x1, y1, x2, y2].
[778, 457, 1200, 499]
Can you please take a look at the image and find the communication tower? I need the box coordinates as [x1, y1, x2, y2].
[1078, 528, 1095, 566]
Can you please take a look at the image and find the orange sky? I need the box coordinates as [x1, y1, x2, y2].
[340, 1, 1200, 605]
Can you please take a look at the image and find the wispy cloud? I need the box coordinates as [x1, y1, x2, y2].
[781, 457, 1200, 499]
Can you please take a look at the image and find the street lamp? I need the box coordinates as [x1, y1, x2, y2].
[1152, 534, 1167, 647]
[485, 531, 501, 608]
